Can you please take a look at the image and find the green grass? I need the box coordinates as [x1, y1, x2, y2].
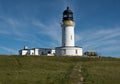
[0, 56, 120, 84]
[81, 60, 120, 84]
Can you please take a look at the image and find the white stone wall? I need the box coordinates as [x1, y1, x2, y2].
[55, 47, 83, 56]
[19, 50, 28, 55]
[29, 50, 34, 55]
[62, 26, 75, 46]
[34, 49, 39, 55]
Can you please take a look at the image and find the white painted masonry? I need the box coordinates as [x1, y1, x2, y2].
[19, 46, 55, 56]
[62, 26, 75, 46]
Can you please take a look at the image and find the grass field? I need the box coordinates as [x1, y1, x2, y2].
[0, 55, 120, 84]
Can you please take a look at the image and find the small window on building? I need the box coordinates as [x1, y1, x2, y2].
[64, 43, 65, 46]
[63, 49, 66, 54]
[48, 51, 51, 54]
[42, 52, 44, 55]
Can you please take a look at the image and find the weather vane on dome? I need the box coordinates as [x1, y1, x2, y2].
[64, 0, 72, 8]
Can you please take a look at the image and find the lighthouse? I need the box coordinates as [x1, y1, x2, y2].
[55, 7, 83, 56]
[62, 7, 75, 47]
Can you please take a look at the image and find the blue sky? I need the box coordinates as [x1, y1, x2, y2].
[0, 0, 120, 57]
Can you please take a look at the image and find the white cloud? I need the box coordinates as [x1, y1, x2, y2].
[75, 33, 82, 42]
[76, 27, 120, 57]
[0, 16, 20, 27]
[0, 30, 10, 35]
[32, 20, 61, 44]
[0, 47, 18, 55]
[0, 16, 39, 43]
[0, 15, 62, 48]
[32, 20, 46, 28]
[0, 16, 24, 36]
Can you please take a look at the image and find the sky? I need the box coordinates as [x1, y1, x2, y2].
[0, 0, 120, 57]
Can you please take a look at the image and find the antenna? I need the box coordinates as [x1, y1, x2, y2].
[64, 0, 72, 7]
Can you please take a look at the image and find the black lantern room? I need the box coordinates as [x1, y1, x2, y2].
[62, 7, 73, 21]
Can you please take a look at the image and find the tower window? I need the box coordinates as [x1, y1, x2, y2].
[69, 14, 72, 17]
[76, 50, 78, 54]
[64, 15, 67, 17]
[71, 35, 72, 40]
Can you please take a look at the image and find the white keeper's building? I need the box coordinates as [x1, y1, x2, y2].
[19, 46, 55, 56]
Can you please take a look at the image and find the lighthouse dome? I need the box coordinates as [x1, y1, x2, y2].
[63, 7, 73, 21]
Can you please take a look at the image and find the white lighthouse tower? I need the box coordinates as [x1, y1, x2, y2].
[55, 7, 83, 56]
